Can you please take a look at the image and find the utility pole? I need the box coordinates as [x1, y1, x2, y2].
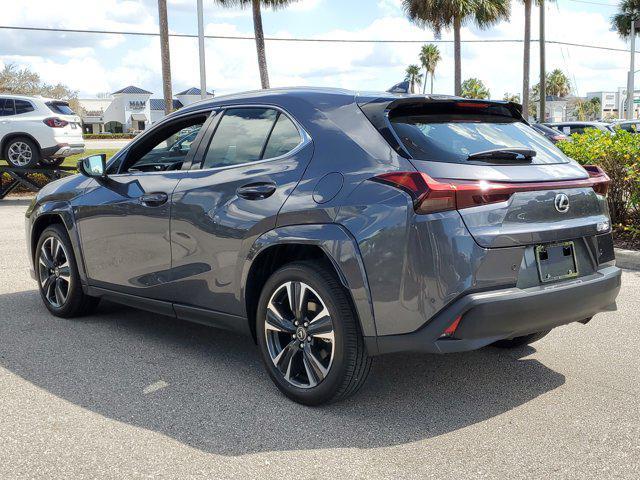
[627, 19, 638, 120]
[158, 0, 173, 116]
[539, 0, 546, 122]
[197, 0, 207, 99]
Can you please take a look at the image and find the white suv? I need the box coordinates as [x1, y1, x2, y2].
[0, 94, 85, 168]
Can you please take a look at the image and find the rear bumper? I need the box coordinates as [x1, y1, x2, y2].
[366, 266, 622, 355]
[42, 143, 85, 158]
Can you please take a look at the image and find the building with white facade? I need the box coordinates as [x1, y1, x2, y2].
[78, 86, 214, 134]
[586, 87, 640, 120]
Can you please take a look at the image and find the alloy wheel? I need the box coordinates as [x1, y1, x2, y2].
[38, 236, 71, 308]
[264, 281, 335, 389]
[7, 141, 33, 167]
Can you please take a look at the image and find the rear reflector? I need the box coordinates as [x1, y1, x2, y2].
[440, 315, 462, 338]
[373, 166, 611, 214]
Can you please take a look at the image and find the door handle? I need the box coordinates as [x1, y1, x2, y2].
[140, 192, 168, 207]
[236, 182, 277, 200]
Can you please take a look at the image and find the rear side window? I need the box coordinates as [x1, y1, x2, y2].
[14, 100, 34, 114]
[389, 103, 569, 165]
[0, 98, 14, 116]
[46, 101, 75, 115]
[202, 108, 277, 169]
[263, 113, 301, 158]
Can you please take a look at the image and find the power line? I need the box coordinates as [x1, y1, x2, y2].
[564, 0, 617, 7]
[0, 24, 636, 53]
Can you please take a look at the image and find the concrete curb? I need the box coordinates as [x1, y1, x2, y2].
[615, 248, 640, 270]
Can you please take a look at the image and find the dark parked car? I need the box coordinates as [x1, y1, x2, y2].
[530, 123, 569, 143]
[26, 88, 621, 405]
[545, 121, 614, 136]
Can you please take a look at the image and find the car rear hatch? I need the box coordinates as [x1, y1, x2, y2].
[360, 97, 611, 248]
[45, 100, 83, 139]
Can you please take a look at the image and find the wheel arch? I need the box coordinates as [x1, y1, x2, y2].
[1, 132, 42, 156]
[242, 224, 376, 343]
[29, 204, 88, 286]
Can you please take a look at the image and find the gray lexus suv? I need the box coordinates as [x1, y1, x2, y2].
[25, 88, 621, 405]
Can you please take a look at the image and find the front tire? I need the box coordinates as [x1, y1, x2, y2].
[35, 224, 100, 317]
[256, 261, 372, 405]
[4, 137, 40, 168]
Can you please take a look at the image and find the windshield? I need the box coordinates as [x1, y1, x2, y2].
[46, 101, 75, 115]
[389, 110, 570, 165]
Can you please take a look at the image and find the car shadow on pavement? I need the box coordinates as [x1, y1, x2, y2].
[0, 289, 566, 456]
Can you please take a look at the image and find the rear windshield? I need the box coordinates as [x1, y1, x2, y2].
[46, 101, 75, 115]
[389, 103, 569, 165]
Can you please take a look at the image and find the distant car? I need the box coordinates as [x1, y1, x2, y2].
[530, 123, 569, 143]
[612, 120, 640, 133]
[0, 94, 84, 168]
[545, 121, 614, 136]
[26, 88, 621, 405]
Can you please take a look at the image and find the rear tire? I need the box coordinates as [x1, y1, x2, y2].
[256, 261, 372, 405]
[4, 137, 40, 168]
[35, 224, 100, 318]
[40, 157, 65, 168]
[492, 330, 550, 348]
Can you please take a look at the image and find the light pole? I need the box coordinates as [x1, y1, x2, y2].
[627, 19, 640, 119]
[197, 0, 207, 99]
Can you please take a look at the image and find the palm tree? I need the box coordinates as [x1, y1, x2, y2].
[612, 0, 640, 38]
[461, 78, 490, 99]
[403, 0, 510, 96]
[612, 0, 640, 118]
[546, 69, 571, 97]
[158, 0, 173, 115]
[214, 0, 300, 89]
[419, 44, 441, 94]
[405, 65, 423, 93]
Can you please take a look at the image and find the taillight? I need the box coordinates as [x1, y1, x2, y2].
[374, 167, 611, 214]
[373, 172, 512, 214]
[43, 117, 69, 128]
[583, 165, 610, 196]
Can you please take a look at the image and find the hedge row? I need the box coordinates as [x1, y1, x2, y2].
[83, 133, 136, 140]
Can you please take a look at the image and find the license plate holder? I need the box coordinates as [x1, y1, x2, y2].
[535, 241, 579, 283]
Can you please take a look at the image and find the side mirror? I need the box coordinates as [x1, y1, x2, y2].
[78, 154, 106, 178]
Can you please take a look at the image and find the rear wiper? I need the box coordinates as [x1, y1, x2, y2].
[467, 148, 537, 162]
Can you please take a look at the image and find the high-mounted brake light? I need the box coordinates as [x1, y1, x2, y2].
[43, 117, 69, 128]
[374, 166, 611, 214]
[455, 102, 490, 109]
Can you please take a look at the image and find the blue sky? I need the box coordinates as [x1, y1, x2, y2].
[0, 0, 631, 99]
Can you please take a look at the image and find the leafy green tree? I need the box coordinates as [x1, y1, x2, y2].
[214, 0, 300, 89]
[403, 0, 510, 95]
[0, 63, 78, 111]
[405, 64, 423, 93]
[419, 44, 441, 94]
[504, 92, 521, 103]
[461, 77, 490, 99]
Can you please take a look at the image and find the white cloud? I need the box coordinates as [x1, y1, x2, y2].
[0, 0, 635, 101]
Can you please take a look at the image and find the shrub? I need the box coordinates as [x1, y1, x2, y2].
[557, 128, 640, 225]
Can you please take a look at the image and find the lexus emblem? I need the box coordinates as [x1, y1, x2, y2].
[554, 193, 570, 213]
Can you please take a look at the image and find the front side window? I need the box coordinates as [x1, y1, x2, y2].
[14, 100, 34, 114]
[119, 114, 209, 173]
[0, 99, 14, 116]
[389, 103, 569, 165]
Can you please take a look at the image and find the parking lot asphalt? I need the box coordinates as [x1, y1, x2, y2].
[0, 197, 638, 479]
